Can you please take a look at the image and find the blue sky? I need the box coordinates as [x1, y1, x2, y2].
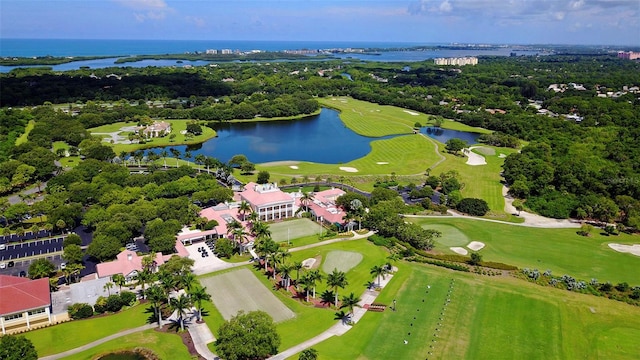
[1, 0, 638, 45]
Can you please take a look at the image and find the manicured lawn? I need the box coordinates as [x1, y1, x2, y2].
[309, 262, 640, 360]
[425, 118, 493, 135]
[319, 97, 419, 137]
[25, 305, 150, 356]
[88, 120, 217, 154]
[258, 134, 442, 178]
[15, 120, 35, 146]
[431, 142, 519, 217]
[412, 217, 640, 284]
[269, 218, 323, 243]
[61, 329, 195, 360]
[200, 268, 295, 322]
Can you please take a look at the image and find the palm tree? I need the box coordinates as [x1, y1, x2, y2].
[238, 200, 251, 221]
[293, 261, 303, 288]
[300, 274, 315, 302]
[252, 221, 271, 240]
[43, 223, 53, 236]
[179, 272, 196, 292]
[248, 211, 259, 225]
[141, 254, 156, 272]
[370, 265, 388, 288]
[309, 269, 323, 298]
[103, 281, 114, 296]
[68, 263, 84, 284]
[194, 154, 206, 173]
[170, 294, 192, 331]
[135, 269, 154, 299]
[169, 148, 181, 167]
[300, 192, 314, 212]
[146, 284, 165, 328]
[256, 238, 279, 272]
[274, 248, 291, 279]
[112, 274, 127, 292]
[326, 269, 348, 308]
[340, 292, 361, 318]
[160, 150, 169, 168]
[279, 263, 292, 289]
[231, 227, 248, 252]
[188, 286, 211, 322]
[158, 271, 177, 302]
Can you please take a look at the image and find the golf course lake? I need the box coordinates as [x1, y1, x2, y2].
[146, 108, 481, 163]
[422, 126, 481, 145]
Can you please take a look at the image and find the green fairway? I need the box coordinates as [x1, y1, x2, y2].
[61, 329, 194, 360]
[426, 118, 493, 135]
[428, 224, 471, 247]
[15, 120, 35, 146]
[321, 250, 363, 273]
[25, 305, 150, 356]
[258, 134, 442, 178]
[88, 119, 216, 154]
[432, 143, 519, 216]
[413, 217, 640, 284]
[310, 262, 640, 360]
[269, 218, 323, 243]
[319, 97, 419, 137]
[200, 268, 295, 322]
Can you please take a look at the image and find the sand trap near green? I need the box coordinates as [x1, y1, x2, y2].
[269, 219, 322, 243]
[200, 268, 295, 322]
[423, 224, 470, 247]
[322, 250, 363, 273]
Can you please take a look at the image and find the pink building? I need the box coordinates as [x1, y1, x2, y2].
[236, 182, 296, 221]
[301, 188, 349, 229]
[618, 51, 640, 60]
[96, 240, 188, 281]
[0, 275, 52, 334]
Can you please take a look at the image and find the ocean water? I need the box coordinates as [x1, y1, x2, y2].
[0, 39, 428, 57]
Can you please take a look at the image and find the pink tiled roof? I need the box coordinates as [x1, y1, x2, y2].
[0, 275, 50, 315]
[96, 250, 166, 279]
[307, 188, 347, 225]
[239, 182, 294, 207]
[314, 188, 346, 202]
[199, 206, 255, 244]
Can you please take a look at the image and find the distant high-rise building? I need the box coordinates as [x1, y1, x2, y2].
[205, 49, 218, 55]
[617, 51, 640, 60]
[221, 49, 232, 55]
[434, 57, 478, 66]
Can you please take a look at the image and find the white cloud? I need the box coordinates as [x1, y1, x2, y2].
[439, 0, 452, 13]
[114, 0, 167, 10]
[185, 16, 206, 28]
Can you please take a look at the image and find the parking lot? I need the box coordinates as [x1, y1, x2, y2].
[1, 237, 64, 262]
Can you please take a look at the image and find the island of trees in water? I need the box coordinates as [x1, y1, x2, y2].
[1, 54, 639, 228]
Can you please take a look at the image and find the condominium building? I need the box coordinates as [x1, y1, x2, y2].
[434, 57, 479, 66]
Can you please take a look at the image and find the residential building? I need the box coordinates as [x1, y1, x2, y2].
[138, 121, 171, 138]
[617, 51, 640, 60]
[0, 275, 52, 334]
[302, 188, 349, 229]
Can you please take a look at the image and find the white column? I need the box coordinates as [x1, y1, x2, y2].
[46, 307, 52, 324]
[24, 312, 30, 329]
[1, 316, 5, 335]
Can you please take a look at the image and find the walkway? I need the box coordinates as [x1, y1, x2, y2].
[39, 323, 156, 360]
[267, 269, 395, 360]
[188, 321, 220, 360]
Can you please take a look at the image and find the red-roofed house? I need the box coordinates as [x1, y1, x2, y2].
[237, 182, 295, 221]
[0, 275, 52, 334]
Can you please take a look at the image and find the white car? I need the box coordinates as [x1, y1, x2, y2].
[60, 263, 66, 270]
[0, 244, 5, 250]
[0, 263, 5, 269]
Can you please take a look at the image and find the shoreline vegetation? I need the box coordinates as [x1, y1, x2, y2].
[0, 43, 567, 66]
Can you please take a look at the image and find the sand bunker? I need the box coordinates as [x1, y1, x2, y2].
[376, 162, 389, 165]
[465, 147, 487, 166]
[289, 165, 299, 169]
[467, 241, 486, 251]
[302, 258, 317, 269]
[498, 153, 507, 158]
[608, 244, 640, 257]
[450, 247, 468, 255]
[404, 110, 420, 116]
[339, 167, 358, 173]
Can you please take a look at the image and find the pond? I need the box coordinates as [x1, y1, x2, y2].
[422, 126, 481, 145]
[146, 108, 481, 164]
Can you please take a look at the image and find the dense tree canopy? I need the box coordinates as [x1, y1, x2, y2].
[216, 310, 281, 360]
